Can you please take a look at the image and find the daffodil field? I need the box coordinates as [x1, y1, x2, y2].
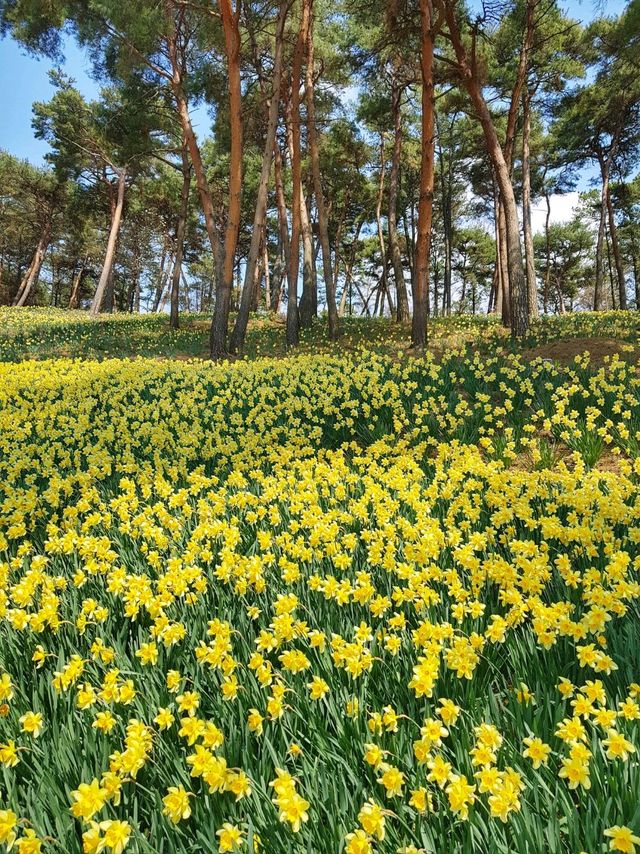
[1, 309, 640, 854]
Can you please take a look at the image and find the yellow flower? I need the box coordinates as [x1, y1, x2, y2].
[177, 691, 200, 717]
[247, 709, 264, 735]
[558, 757, 591, 790]
[16, 829, 42, 854]
[154, 707, 175, 730]
[487, 775, 521, 822]
[378, 765, 404, 798]
[19, 711, 44, 738]
[70, 779, 108, 821]
[358, 800, 385, 840]
[522, 736, 551, 769]
[410, 787, 432, 814]
[516, 683, 535, 704]
[100, 820, 131, 854]
[363, 743, 385, 769]
[0, 674, 14, 702]
[0, 740, 20, 768]
[0, 810, 18, 848]
[93, 711, 117, 733]
[445, 774, 475, 820]
[276, 792, 309, 832]
[345, 829, 373, 854]
[82, 823, 102, 854]
[307, 676, 329, 700]
[603, 729, 636, 761]
[437, 698, 461, 726]
[162, 786, 191, 824]
[346, 697, 360, 717]
[216, 822, 243, 852]
[31, 646, 47, 669]
[427, 754, 453, 788]
[166, 670, 182, 693]
[604, 825, 640, 853]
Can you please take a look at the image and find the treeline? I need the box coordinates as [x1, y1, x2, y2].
[0, 0, 639, 355]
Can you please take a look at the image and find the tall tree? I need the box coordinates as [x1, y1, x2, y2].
[230, 0, 288, 353]
[444, 0, 529, 336]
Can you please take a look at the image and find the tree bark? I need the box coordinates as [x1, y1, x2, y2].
[338, 218, 363, 316]
[287, 0, 311, 347]
[594, 162, 609, 312]
[445, 1, 528, 337]
[412, 0, 437, 348]
[496, 0, 534, 328]
[229, 0, 287, 352]
[90, 169, 126, 317]
[171, 137, 191, 330]
[605, 184, 626, 310]
[543, 192, 551, 314]
[594, 139, 619, 311]
[13, 219, 52, 307]
[166, 14, 224, 290]
[305, 0, 338, 340]
[285, 94, 316, 328]
[273, 141, 290, 315]
[210, 0, 243, 358]
[68, 255, 88, 309]
[488, 177, 501, 315]
[375, 135, 391, 317]
[152, 239, 170, 312]
[263, 240, 271, 311]
[297, 182, 316, 325]
[522, 85, 538, 318]
[389, 68, 411, 324]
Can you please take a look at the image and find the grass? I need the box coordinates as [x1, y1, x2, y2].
[2, 307, 638, 364]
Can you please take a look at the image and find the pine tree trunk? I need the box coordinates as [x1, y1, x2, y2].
[297, 184, 316, 325]
[544, 192, 551, 314]
[412, 0, 436, 348]
[375, 136, 391, 317]
[594, 166, 608, 312]
[171, 81, 223, 289]
[211, 0, 243, 358]
[263, 241, 271, 311]
[13, 219, 52, 307]
[522, 86, 538, 319]
[152, 240, 169, 312]
[90, 169, 126, 317]
[497, 202, 511, 326]
[389, 70, 410, 323]
[306, 0, 338, 340]
[286, 0, 310, 347]
[285, 98, 315, 328]
[338, 219, 363, 317]
[68, 256, 87, 309]
[445, 1, 528, 337]
[171, 138, 191, 331]
[436, 120, 453, 317]
[488, 178, 501, 315]
[229, 0, 287, 352]
[164, 4, 223, 293]
[605, 185, 627, 310]
[273, 142, 291, 277]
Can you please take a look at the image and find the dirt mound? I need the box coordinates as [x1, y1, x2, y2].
[523, 337, 637, 365]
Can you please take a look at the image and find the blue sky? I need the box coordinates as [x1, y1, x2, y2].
[0, 0, 630, 167]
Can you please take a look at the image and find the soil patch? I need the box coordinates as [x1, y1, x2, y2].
[522, 337, 637, 365]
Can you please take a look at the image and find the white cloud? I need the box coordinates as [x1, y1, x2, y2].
[530, 191, 581, 235]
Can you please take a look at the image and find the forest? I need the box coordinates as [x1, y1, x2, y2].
[0, 0, 639, 355]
